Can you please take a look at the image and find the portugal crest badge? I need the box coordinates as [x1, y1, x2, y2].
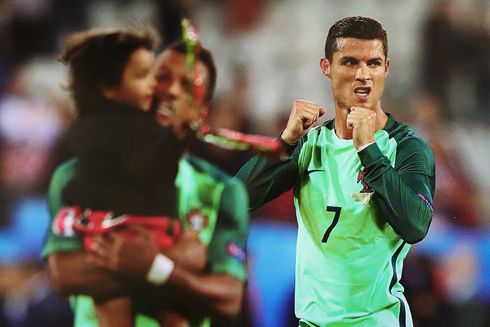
[186, 209, 209, 232]
[352, 170, 375, 205]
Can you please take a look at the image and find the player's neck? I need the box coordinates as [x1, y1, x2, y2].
[334, 113, 353, 139]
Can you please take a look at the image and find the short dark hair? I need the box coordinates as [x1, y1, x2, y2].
[61, 25, 159, 116]
[165, 40, 217, 103]
[324, 16, 388, 63]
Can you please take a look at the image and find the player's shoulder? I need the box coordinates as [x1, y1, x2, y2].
[183, 155, 244, 187]
[183, 154, 228, 178]
[311, 119, 334, 134]
[385, 114, 431, 149]
[385, 114, 434, 163]
[48, 158, 79, 213]
[51, 158, 79, 184]
[299, 118, 334, 146]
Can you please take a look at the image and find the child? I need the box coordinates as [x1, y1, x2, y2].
[59, 26, 188, 327]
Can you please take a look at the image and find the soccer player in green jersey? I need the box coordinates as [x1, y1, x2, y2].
[43, 40, 249, 327]
[237, 16, 435, 327]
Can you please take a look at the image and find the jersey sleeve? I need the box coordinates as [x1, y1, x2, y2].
[41, 159, 83, 258]
[206, 178, 249, 281]
[358, 138, 435, 244]
[235, 134, 300, 211]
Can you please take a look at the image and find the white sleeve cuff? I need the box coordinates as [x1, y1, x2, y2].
[146, 254, 175, 285]
[357, 142, 375, 153]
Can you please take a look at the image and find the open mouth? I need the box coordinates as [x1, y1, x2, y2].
[158, 102, 173, 114]
[354, 87, 371, 101]
[354, 87, 371, 95]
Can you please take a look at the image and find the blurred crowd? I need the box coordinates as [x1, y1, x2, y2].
[0, 0, 489, 326]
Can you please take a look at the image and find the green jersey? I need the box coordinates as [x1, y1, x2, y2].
[42, 154, 249, 327]
[237, 114, 435, 327]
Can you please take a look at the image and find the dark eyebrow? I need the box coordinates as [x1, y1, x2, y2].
[341, 56, 358, 62]
[368, 57, 384, 62]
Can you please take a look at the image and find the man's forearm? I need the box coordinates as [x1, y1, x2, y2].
[236, 155, 297, 211]
[47, 251, 244, 321]
[47, 252, 135, 301]
[162, 269, 244, 322]
[359, 143, 434, 244]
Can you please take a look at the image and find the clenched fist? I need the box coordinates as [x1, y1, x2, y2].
[346, 107, 377, 150]
[282, 100, 326, 144]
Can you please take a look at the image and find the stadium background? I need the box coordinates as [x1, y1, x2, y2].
[0, 0, 489, 326]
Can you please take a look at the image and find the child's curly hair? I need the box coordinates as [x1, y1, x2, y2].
[61, 25, 159, 116]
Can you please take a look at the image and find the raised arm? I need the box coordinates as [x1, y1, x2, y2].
[359, 138, 435, 244]
[346, 108, 435, 244]
[236, 100, 325, 210]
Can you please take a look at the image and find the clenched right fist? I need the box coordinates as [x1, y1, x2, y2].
[281, 100, 326, 144]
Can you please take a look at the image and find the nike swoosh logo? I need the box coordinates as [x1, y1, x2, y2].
[306, 169, 325, 175]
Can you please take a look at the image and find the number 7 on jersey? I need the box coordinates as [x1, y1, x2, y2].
[321, 206, 342, 243]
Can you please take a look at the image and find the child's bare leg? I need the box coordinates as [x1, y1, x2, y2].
[95, 297, 133, 327]
[157, 310, 190, 327]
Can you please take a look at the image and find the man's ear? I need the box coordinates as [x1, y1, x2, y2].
[320, 58, 331, 78]
[385, 58, 390, 76]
